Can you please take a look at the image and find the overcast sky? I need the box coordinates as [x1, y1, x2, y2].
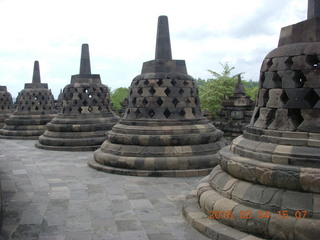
[0, 0, 307, 98]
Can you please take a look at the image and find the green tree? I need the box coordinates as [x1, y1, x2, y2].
[243, 80, 259, 101]
[110, 87, 130, 111]
[199, 63, 240, 116]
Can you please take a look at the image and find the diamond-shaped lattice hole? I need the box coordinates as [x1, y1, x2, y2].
[83, 100, 88, 106]
[35, 106, 38, 110]
[148, 109, 155, 117]
[78, 107, 82, 113]
[88, 107, 93, 112]
[93, 99, 98, 105]
[27, 106, 31, 111]
[179, 88, 184, 95]
[156, 98, 163, 106]
[164, 88, 171, 96]
[305, 89, 320, 107]
[135, 108, 141, 117]
[137, 88, 143, 95]
[186, 98, 191, 104]
[78, 93, 82, 100]
[132, 97, 137, 105]
[172, 98, 179, 107]
[195, 98, 198, 106]
[98, 106, 102, 111]
[306, 55, 320, 68]
[183, 80, 189, 86]
[179, 109, 186, 117]
[163, 108, 171, 118]
[144, 80, 149, 86]
[157, 79, 163, 86]
[192, 108, 196, 116]
[171, 79, 177, 86]
[149, 87, 156, 95]
[142, 98, 148, 106]
[281, 91, 289, 105]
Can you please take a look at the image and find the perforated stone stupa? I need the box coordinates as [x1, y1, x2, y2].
[0, 61, 56, 139]
[88, 16, 227, 177]
[0, 86, 13, 128]
[36, 44, 118, 151]
[183, 1, 320, 239]
[213, 75, 254, 143]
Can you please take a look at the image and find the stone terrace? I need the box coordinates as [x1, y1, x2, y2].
[0, 139, 208, 240]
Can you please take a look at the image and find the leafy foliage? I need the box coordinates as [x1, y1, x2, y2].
[198, 63, 258, 116]
[110, 87, 130, 110]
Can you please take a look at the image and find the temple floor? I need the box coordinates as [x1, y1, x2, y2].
[0, 139, 208, 240]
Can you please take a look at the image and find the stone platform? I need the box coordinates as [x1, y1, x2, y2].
[0, 139, 209, 240]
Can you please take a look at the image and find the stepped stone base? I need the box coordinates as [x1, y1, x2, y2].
[88, 157, 213, 177]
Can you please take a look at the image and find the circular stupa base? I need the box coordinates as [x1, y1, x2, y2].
[35, 142, 100, 151]
[87, 158, 212, 177]
[182, 184, 264, 240]
[0, 135, 40, 140]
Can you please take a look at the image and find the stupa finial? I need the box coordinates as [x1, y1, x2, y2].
[79, 43, 91, 75]
[155, 16, 172, 60]
[32, 61, 41, 84]
[308, 0, 320, 19]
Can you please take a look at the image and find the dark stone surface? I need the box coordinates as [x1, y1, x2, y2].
[0, 61, 56, 139]
[90, 16, 227, 176]
[36, 44, 118, 151]
[0, 86, 13, 129]
[187, 2, 320, 239]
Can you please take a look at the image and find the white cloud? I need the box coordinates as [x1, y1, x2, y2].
[0, 0, 308, 98]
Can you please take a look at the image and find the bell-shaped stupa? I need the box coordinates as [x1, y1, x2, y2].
[213, 75, 254, 143]
[0, 61, 57, 139]
[183, 1, 320, 239]
[88, 16, 227, 177]
[36, 44, 118, 151]
[0, 86, 14, 128]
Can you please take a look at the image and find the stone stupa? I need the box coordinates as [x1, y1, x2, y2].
[36, 44, 118, 151]
[0, 61, 56, 139]
[0, 86, 14, 128]
[88, 16, 227, 177]
[183, 1, 320, 239]
[213, 75, 254, 143]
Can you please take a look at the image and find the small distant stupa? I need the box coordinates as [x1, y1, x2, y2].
[0, 86, 14, 128]
[0, 61, 57, 139]
[36, 44, 118, 151]
[213, 74, 254, 142]
[89, 16, 227, 177]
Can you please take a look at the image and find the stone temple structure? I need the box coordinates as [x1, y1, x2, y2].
[88, 16, 227, 177]
[183, 1, 320, 239]
[213, 75, 254, 143]
[0, 61, 56, 139]
[36, 44, 118, 151]
[0, 86, 14, 128]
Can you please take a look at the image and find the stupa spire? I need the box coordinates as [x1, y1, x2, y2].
[308, 0, 320, 19]
[155, 16, 172, 60]
[79, 43, 91, 74]
[32, 61, 41, 84]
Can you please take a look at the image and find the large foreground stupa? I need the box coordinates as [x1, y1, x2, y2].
[88, 16, 227, 177]
[0, 86, 13, 128]
[36, 44, 118, 151]
[183, 1, 320, 239]
[0, 61, 56, 139]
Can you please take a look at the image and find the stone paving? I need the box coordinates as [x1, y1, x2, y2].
[0, 139, 209, 240]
